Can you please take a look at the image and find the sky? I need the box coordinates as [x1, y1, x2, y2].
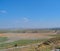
[0, 0, 60, 29]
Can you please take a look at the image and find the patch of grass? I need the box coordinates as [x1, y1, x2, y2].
[0, 37, 8, 42]
[0, 39, 48, 49]
[49, 34, 60, 37]
[3, 44, 51, 51]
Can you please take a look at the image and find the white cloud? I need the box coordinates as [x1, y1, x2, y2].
[23, 17, 29, 23]
[0, 10, 7, 14]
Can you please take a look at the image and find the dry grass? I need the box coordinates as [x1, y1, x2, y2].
[0, 33, 55, 39]
[0, 33, 56, 51]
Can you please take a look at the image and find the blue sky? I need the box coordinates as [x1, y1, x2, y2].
[0, 0, 60, 29]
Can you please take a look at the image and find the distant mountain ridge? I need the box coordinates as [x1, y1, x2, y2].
[0, 27, 60, 30]
[0, 27, 60, 33]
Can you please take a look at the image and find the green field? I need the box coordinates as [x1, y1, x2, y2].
[0, 37, 8, 42]
[49, 34, 60, 37]
[0, 39, 48, 49]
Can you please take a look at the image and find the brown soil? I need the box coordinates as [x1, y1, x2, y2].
[0, 33, 56, 39]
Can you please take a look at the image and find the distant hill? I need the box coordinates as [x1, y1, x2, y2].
[0, 27, 60, 33]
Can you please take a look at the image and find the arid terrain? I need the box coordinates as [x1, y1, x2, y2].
[0, 33, 56, 43]
[0, 32, 56, 51]
[0, 31, 57, 51]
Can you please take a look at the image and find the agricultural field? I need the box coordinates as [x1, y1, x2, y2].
[0, 30, 58, 51]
